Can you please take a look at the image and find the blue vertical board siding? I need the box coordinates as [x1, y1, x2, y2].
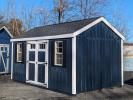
[13, 42, 26, 82]
[38, 64, 45, 83]
[0, 29, 12, 73]
[48, 38, 72, 94]
[76, 22, 121, 93]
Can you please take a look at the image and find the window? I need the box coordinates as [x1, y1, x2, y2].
[39, 43, 45, 49]
[30, 44, 35, 49]
[54, 41, 63, 66]
[16, 43, 23, 62]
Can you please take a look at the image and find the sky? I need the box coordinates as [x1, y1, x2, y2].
[0, 0, 133, 41]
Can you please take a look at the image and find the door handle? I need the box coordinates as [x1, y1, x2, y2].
[44, 62, 48, 65]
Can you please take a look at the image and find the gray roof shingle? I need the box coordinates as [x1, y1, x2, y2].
[16, 17, 101, 38]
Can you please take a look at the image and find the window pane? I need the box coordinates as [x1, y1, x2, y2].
[18, 53, 22, 61]
[59, 48, 63, 53]
[1, 47, 4, 51]
[59, 42, 63, 47]
[39, 44, 45, 49]
[31, 44, 35, 49]
[17, 43, 23, 62]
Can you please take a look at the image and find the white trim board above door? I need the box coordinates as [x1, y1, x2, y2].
[26, 40, 49, 87]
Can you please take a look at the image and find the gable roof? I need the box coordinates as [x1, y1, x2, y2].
[0, 26, 13, 38]
[11, 17, 125, 41]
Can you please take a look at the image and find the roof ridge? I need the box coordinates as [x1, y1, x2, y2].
[31, 16, 102, 30]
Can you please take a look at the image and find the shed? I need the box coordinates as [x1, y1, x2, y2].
[0, 26, 13, 74]
[11, 17, 125, 94]
[123, 43, 133, 81]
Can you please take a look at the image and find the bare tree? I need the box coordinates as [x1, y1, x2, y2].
[20, 8, 34, 30]
[34, 7, 50, 26]
[76, 0, 107, 19]
[111, 11, 129, 40]
[52, 0, 74, 23]
[9, 18, 23, 37]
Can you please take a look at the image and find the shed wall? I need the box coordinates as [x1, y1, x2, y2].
[48, 38, 72, 93]
[13, 42, 26, 82]
[76, 22, 121, 93]
[0, 29, 12, 73]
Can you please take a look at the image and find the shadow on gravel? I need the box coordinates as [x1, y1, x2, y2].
[125, 79, 133, 86]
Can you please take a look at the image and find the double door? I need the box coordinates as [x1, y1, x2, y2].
[26, 41, 48, 87]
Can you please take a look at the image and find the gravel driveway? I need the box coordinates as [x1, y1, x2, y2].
[0, 75, 133, 100]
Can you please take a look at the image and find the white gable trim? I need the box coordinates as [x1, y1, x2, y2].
[11, 17, 125, 42]
[0, 26, 13, 38]
[74, 17, 125, 40]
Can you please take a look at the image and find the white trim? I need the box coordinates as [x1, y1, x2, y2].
[72, 37, 76, 94]
[73, 17, 125, 40]
[121, 39, 124, 86]
[0, 26, 13, 38]
[26, 81, 47, 87]
[54, 41, 63, 66]
[11, 42, 13, 79]
[26, 42, 30, 81]
[11, 17, 125, 42]
[26, 40, 49, 87]
[45, 40, 49, 88]
[11, 34, 73, 42]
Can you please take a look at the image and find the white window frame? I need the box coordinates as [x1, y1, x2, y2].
[16, 43, 23, 62]
[54, 41, 63, 66]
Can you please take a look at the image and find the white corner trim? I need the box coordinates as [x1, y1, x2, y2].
[11, 34, 73, 42]
[121, 39, 124, 86]
[72, 37, 76, 94]
[74, 17, 125, 40]
[45, 40, 49, 88]
[0, 26, 13, 38]
[11, 42, 14, 79]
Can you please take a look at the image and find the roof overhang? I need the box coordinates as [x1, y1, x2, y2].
[0, 26, 13, 38]
[11, 17, 125, 42]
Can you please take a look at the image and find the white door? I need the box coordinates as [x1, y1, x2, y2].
[0, 44, 9, 74]
[26, 41, 48, 87]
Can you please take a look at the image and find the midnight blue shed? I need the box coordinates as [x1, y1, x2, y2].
[0, 26, 13, 74]
[11, 17, 125, 94]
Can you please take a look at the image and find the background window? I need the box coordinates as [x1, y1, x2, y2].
[17, 43, 23, 62]
[54, 41, 63, 66]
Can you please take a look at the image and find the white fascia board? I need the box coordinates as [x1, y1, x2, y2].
[0, 26, 13, 38]
[73, 17, 125, 40]
[101, 17, 125, 40]
[11, 17, 125, 42]
[73, 17, 103, 37]
[11, 34, 73, 42]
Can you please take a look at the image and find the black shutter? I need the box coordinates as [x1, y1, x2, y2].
[63, 40, 66, 67]
[51, 41, 55, 66]
[14, 43, 17, 63]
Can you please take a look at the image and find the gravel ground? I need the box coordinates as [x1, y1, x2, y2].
[0, 75, 133, 100]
